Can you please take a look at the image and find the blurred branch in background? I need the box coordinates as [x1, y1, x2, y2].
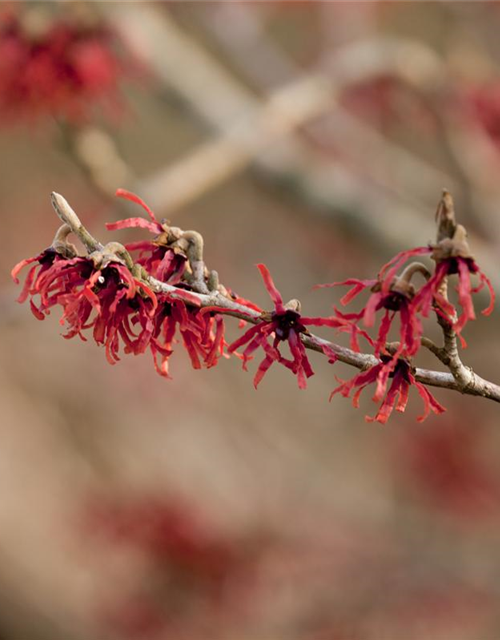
[199, 3, 500, 267]
[101, 3, 500, 294]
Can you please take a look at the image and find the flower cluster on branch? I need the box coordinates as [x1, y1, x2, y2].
[12, 188, 498, 423]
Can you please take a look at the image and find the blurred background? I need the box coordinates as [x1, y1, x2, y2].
[1, 2, 500, 639]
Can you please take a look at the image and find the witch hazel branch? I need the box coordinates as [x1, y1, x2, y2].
[12, 188, 499, 423]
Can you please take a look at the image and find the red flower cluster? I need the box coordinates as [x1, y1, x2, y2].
[0, 9, 125, 124]
[12, 197, 225, 376]
[12, 247, 159, 364]
[315, 221, 494, 423]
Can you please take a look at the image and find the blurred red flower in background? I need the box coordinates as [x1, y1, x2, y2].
[85, 497, 256, 639]
[396, 417, 500, 519]
[465, 81, 500, 149]
[0, 8, 126, 124]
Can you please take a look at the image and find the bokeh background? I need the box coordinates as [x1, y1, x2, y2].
[1, 2, 500, 639]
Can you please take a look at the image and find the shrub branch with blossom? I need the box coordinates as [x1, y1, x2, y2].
[12, 188, 500, 424]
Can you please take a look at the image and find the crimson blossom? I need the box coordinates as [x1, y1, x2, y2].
[11, 245, 159, 364]
[332, 356, 446, 425]
[315, 260, 427, 359]
[212, 264, 367, 390]
[412, 225, 495, 338]
[0, 9, 125, 124]
[315, 245, 438, 363]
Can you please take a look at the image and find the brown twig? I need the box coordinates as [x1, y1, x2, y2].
[50, 192, 500, 405]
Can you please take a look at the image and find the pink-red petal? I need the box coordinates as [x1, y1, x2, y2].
[256, 264, 285, 313]
[115, 189, 158, 223]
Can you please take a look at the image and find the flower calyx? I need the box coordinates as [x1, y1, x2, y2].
[152, 223, 184, 249]
[51, 223, 78, 259]
[89, 241, 133, 270]
[431, 224, 474, 264]
[390, 262, 431, 299]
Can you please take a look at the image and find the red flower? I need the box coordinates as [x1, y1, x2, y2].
[217, 264, 362, 389]
[0, 10, 125, 124]
[12, 248, 95, 320]
[316, 271, 424, 358]
[412, 227, 495, 337]
[12, 247, 158, 364]
[414, 257, 494, 338]
[332, 357, 446, 424]
[65, 264, 158, 364]
[316, 249, 432, 359]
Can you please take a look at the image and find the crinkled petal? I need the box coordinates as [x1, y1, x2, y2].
[11, 255, 39, 284]
[379, 247, 431, 292]
[321, 343, 338, 364]
[454, 258, 475, 334]
[115, 189, 158, 223]
[228, 322, 266, 354]
[253, 355, 275, 389]
[106, 218, 163, 234]
[372, 357, 398, 402]
[478, 269, 495, 316]
[411, 374, 446, 422]
[396, 379, 410, 412]
[366, 374, 401, 424]
[256, 264, 285, 313]
[363, 292, 383, 327]
[314, 279, 376, 306]
[375, 308, 394, 356]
